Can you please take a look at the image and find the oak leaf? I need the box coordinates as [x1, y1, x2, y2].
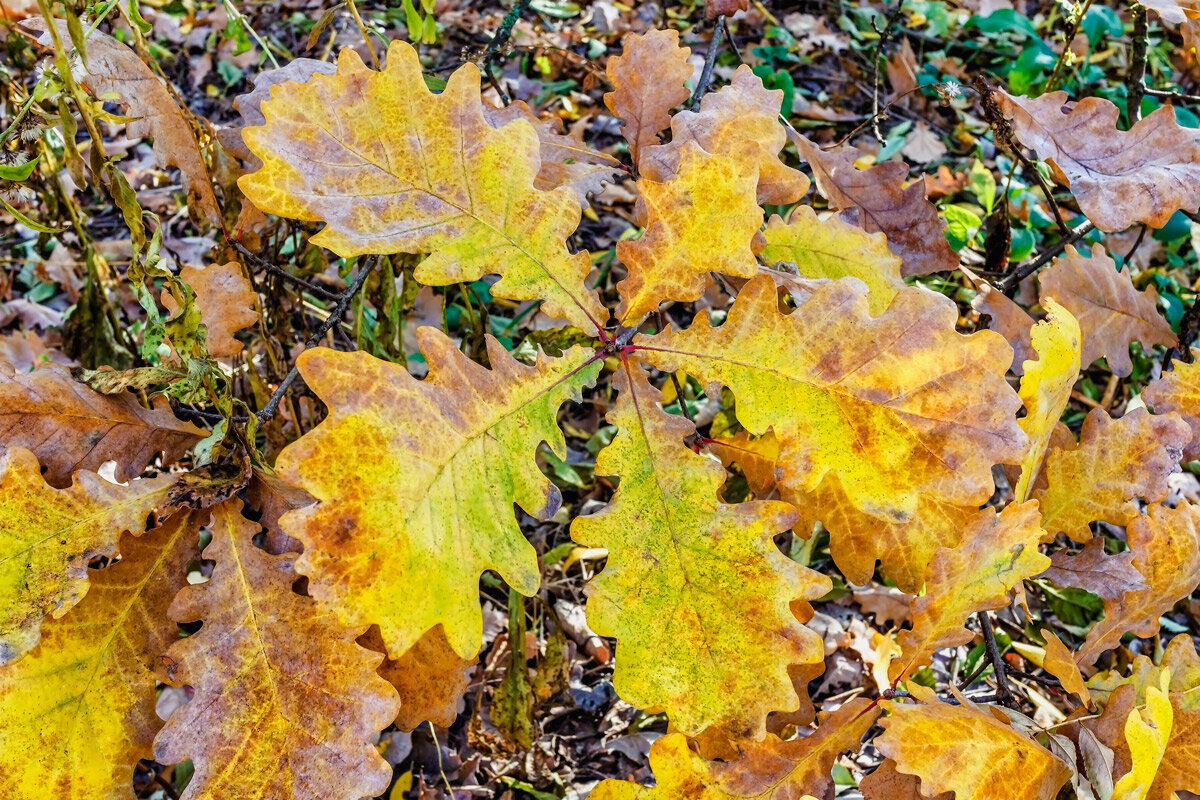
[0, 446, 178, 664]
[706, 429, 779, 498]
[1088, 634, 1200, 708]
[1041, 537, 1147, 602]
[239, 41, 607, 332]
[0, 364, 203, 488]
[1076, 501, 1200, 666]
[603, 29, 692, 166]
[636, 275, 1026, 590]
[1014, 298, 1081, 503]
[161, 263, 258, 358]
[229, 58, 337, 169]
[861, 759, 951, 800]
[966, 273, 1035, 374]
[994, 89, 1200, 232]
[790, 132, 959, 276]
[483, 101, 620, 203]
[275, 331, 600, 660]
[360, 624, 476, 731]
[878, 691, 1073, 800]
[1142, 354, 1200, 460]
[890, 501, 1049, 681]
[1035, 408, 1188, 541]
[571, 362, 828, 739]
[617, 142, 762, 323]
[153, 502, 398, 800]
[1141, 0, 1200, 25]
[1040, 628, 1092, 706]
[1039, 244, 1176, 376]
[34, 22, 221, 225]
[641, 66, 810, 206]
[0, 330, 74, 373]
[1111, 678, 1172, 800]
[759, 206, 905, 316]
[705, 0, 749, 19]
[589, 697, 878, 800]
[0, 513, 198, 800]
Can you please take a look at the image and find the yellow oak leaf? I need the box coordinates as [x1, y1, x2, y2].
[603, 28, 693, 166]
[0, 513, 199, 800]
[239, 41, 607, 333]
[589, 697, 878, 800]
[1035, 408, 1189, 542]
[571, 361, 828, 739]
[759, 206, 905, 316]
[1143, 353, 1200, 460]
[275, 331, 600, 660]
[640, 65, 810, 206]
[1077, 501, 1200, 666]
[890, 501, 1049, 681]
[153, 502, 399, 800]
[1014, 297, 1081, 503]
[1040, 628, 1091, 706]
[878, 693, 1072, 800]
[617, 142, 763, 323]
[0, 446, 178, 665]
[635, 275, 1026, 588]
[1088, 634, 1200, 709]
[1039, 244, 1177, 377]
[1112, 676, 1173, 800]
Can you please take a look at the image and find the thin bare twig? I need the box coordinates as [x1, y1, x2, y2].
[690, 15, 728, 111]
[231, 240, 341, 301]
[480, 0, 532, 104]
[256, 256, 378, 422]
[977, 611, 1015, 705]
[868, 0, 906, 144]
[995, 219, 1095, 294]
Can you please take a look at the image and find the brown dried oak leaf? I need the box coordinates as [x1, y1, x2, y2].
[790, 132, 959, 276]
[1143, 353, 1200, 460]
[1038, 244, 1176, 376]
[162, 263, 258, 358]
[995, 89, 1200, 232]
[603, 28, 692, 167]
[153, 501, 399, 800]
[0, 364, 203, 488]
[1039, 537, 1147, 602]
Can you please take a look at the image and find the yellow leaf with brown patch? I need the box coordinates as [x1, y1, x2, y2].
[0, 514, 199, 800]
[617, 142, 763, 323]
[878, 693, 1072, 800]
[0, 447, 179, 664]
[589, 697, 878, 799]
[239, 41, 607, 332]
[635, 275, 1026, 590]
[572, 361, 828, 740]
[153, 502, 399, 800]
[1035, 408, 1189, 542]
[275, 331, 600, 660]
[890, 501, 1049, 681]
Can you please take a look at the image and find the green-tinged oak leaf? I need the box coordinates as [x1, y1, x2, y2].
[603, 28, 692, 166]
[153, 502, 399, 800]
[0, 364, 203, 488]
[0, 513, 198, 800]
[1143, 352, 1200, 460]
[571, 361, 828, 740]
[238, 41, 607, 332]
[1014, 297, 1081, 503]
[1088, 634, 1200, 709]
[640, 66, 809, 206]
[0, 446, 178, 665]
[635, 275, 1026, 590]
[1039, 244, 1177, 377]
[589, 697, 878, 800]
[275, 331, 600, 660]
[878, 692, 1072, 800]
[994, 89, 1200, 232]
[1077, 501, 1200, 666]
[890, 501, 1049, 681]
[1035, 407, 1188, 542]
[617, 142, 762, 323]
[759, 206, 905, 316]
